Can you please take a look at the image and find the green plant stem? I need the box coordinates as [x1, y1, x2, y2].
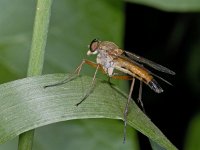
[18, 0, 53, 150]
[18, 131, 35, 150]
[27, 0, 53, 76]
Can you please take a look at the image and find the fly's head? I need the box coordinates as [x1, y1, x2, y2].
[87, 39, 101, 56]
[87, 39, 119, 56]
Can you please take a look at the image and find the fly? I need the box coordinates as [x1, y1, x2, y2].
[44, 39, 175, 143]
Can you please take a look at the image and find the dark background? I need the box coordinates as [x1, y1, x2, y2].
[124, 2, 200, 150]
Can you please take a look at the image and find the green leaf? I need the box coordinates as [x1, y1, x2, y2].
[126, 0, 200, 12]
[33, 120, 137, 150]
[0, 74, 177, 150]
[184, 114, 200, 150]
[0, 120, 137, 150]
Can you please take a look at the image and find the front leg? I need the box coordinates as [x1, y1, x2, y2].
[44, 59, 104, 88]
[76, 63, 101, 106]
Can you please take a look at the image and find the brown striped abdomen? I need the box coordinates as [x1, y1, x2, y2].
[114, 58, 163, 93]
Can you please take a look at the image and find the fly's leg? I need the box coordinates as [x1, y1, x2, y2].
[109, 75, 145, 142]
[123, 78, 135, 143]
[106, 74, 134, 143]
[44, 60, 85, 88]
[110, 75, 133, 80]
[137, 80, 145, 112]
[44, 59, 103, 88]
[76, 64, 100, 106]
[107, 74, 132, 86]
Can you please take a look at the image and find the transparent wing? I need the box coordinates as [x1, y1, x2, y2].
[123, 51, 175, 75]
[108, 49, 175, 85]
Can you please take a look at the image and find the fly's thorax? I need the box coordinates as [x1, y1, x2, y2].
[97, 51, 114, 66]
[96, 51, 115, 76]
[99, 41, 119, 50]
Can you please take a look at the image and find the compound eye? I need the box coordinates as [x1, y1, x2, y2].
[89, 39, 99, 52]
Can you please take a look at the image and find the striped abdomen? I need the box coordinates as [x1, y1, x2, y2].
[114, 58, 163, 93]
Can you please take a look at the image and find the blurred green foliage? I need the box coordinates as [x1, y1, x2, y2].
[126, 0, 200, 12]
[184, 114, 200, 150]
